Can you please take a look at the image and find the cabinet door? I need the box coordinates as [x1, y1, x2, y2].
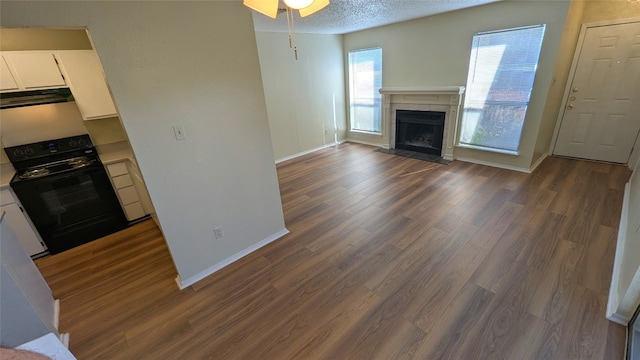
[1, 203, 47, 256]
[3, 53, 66, 89]
[55, 50, 117, 120]
[0, 57, 18, 91]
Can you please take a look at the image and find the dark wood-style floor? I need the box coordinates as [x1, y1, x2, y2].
[35, 142, 631, 359]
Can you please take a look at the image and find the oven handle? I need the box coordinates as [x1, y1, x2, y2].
[13, 162, 109, 185]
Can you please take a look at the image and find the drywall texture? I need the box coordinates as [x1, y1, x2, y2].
[255, 32, 347, 161]
[343, 0, 570, 171]
[1, 1, 287, 283]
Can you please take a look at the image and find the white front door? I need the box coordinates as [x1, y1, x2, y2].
[553, 21, 640, 163]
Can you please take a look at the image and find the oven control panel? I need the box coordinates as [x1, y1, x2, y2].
[5, 135, 94, 162]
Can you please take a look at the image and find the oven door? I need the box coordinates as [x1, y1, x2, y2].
[10, 163, 128, 254]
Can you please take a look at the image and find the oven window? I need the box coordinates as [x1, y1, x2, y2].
[38, 174, 103, 216]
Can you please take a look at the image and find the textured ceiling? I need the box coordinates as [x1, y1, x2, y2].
[251, 0, 503, 35]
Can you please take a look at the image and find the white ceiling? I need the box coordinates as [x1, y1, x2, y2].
[251, 0, 503, 35]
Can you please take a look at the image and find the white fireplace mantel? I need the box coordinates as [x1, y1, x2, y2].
[379, 86, 465, 161]
[379, 86, 465, 96]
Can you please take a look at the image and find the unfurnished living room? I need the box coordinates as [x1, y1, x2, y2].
[1, 0, 639, 359]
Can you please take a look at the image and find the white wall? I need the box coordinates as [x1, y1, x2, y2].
[1, 216, 58, 347]
[343, 0, 570, 171]
[609, 154, 640, 323]
[255, 32, 347, 161]
[1, 1, 287, 285]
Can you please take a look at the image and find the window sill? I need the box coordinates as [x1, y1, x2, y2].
[350, 130, 382, 136]
[456, 143, 519, 156]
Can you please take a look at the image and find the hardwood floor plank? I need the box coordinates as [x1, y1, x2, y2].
[418, 282, 495, 359]
[410, 242, 488, 334]
[577, 224, 618, 294]
[554, 287, 610, 360]
[32, 144, 627, 359]
[527, 239, 582, 324]
[470, 222, 535, 293]
[468, 200, 524, 250]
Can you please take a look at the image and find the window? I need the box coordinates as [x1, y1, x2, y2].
[348, 48, 382, 134]
[459, 25, 546, 153]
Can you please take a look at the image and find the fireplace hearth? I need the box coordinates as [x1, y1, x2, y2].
[395, 110, 445, 155]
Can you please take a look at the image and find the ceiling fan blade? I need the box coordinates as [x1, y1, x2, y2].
[298, 0, 329, 17]
[243, 0, 279, 19]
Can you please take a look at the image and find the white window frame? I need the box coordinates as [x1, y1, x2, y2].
[348, 47, 383, 135]
[458, 24, 546, 155]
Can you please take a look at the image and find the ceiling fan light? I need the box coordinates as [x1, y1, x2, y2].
[298, 0, 329, 17]
[283, 0, 315, 10]
[243, 0, 279, 18]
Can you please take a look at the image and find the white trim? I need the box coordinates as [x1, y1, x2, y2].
[456, 156, 532, 173]
[175, 228, 290, 290]
[606, 311, 629, 326]
[59, 333, 70, 348]
[550, 18, 640, 158]
[530, 153, 548, 173]
[53, 299, 60, 329]
[457, 143, 519, 156]
[380, 86, 465, 95]
[345, 138, 385, 148]
[275, 142, 341, 164]
[607, 182, 630, 325]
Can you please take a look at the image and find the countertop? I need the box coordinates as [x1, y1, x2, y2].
[96, 141, 136, 165]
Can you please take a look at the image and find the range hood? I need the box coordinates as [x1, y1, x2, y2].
[0, 88, 74, 110]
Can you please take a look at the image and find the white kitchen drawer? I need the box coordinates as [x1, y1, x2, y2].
[123, 202, 145, 221]
[106, 162, 128, 177]
[117, 186, 140, 205]
[112, 174, 133, 189]
[1, 188, 16, 206]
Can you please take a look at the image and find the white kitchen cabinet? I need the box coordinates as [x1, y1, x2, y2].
[55, 50, 117, 120]
[106, 161, 146, 221]
[0, 188, 47, 257]
[0, 57, 19, 91]
[1, 52, 66, 90]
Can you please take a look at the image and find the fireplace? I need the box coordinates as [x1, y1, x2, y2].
[379, 86, 465, 161]
[395, 110, 445, 155]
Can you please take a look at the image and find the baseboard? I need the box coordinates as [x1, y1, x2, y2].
[455, 156, 533, 173]
[53, 299, 60, 329]
[275, 143, 341, 164]
[607, 182, 631, 325]
[175, 228, 290, 290]
[529, 153, 548, 173]
[606, 311, 629, 325]
[59, 333, 70, 348]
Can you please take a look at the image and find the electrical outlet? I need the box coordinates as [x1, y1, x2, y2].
[214, 226, 224, 240]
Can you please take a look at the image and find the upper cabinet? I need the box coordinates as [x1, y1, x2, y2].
[0, 57, 19, 91]
[55, 50, 118, 120]
[1, 52, 66, 91]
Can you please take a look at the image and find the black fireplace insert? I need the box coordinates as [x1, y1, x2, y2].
[395, 110, 445, 156]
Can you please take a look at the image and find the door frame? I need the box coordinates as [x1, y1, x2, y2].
[549, 17, 640, 169]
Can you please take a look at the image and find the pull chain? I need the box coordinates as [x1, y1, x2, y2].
[286, 7, 298, 60]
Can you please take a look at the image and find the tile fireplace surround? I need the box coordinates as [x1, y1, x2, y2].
[379, 86, 465, 161]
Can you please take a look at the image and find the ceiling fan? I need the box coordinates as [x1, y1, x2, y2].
[243, 0, 330, 59]
[243, 0, 330, 18]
